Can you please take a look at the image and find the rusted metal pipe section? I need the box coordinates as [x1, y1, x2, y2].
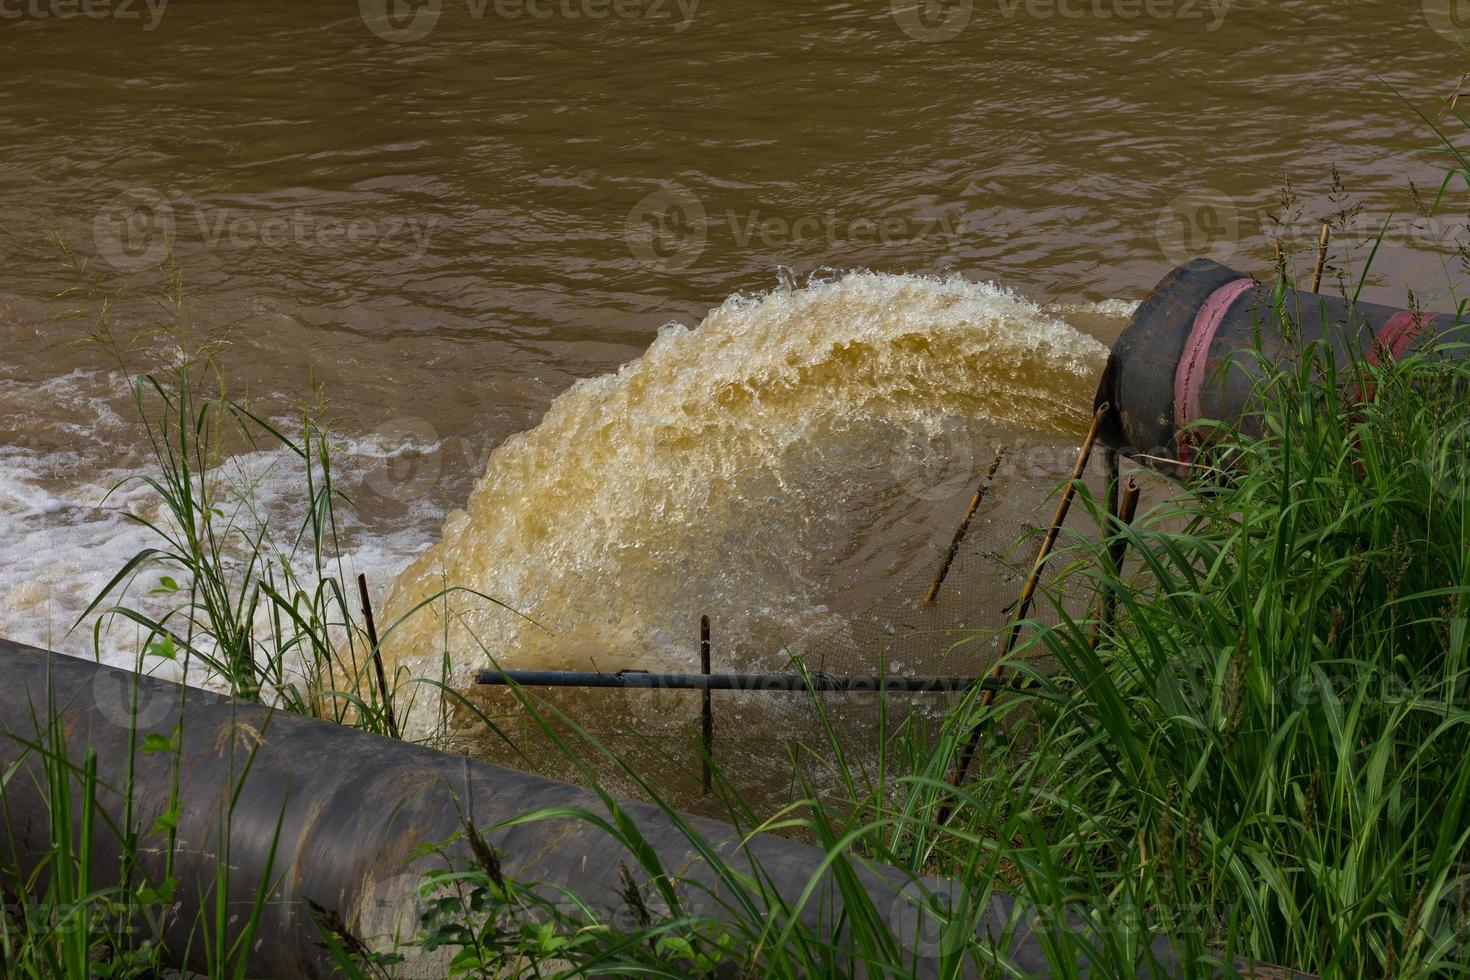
[924, 447, 1006, 605]
[0, 639, 1209, 978]
[700, 613, 713, 794]
[1095, 257, 1470, 469]
[944, 404, 1108, 804]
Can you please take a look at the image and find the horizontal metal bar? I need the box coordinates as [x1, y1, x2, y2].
[473, 668, 1028, 693]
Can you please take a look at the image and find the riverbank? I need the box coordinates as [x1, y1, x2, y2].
[3, 298, 1468, 975]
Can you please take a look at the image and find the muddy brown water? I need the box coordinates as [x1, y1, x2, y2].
[0, 0, 1466, 801]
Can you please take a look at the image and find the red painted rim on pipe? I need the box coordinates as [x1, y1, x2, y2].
[1173, 277, 1254, 463]
[1358, 310, 1437, 401]
[1371, 310, 1434, 364]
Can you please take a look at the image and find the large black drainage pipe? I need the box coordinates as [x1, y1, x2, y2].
[0, 639, 1248, 979]
[1095, 258, 1469, 468]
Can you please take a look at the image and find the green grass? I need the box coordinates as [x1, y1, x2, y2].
[979, 332, 1470, 976]
[9, 277, 1470, 979]
[6, 98, 1470, 980]
[0, 660, 286, 979]
[367, 329, 1470, 974]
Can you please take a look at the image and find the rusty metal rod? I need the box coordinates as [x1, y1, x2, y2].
[700, 615, 713, 794]
[924, 448, 1005, 605]
[944, 404, 1108, 805]
[1310, 222, 1331, 294]
[1099, 477, 1142, 637]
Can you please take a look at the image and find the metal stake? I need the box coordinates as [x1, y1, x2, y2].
[924, 448, 1005, 605]
[700, 615, 712, 795]
[944, 404, 1108, 809]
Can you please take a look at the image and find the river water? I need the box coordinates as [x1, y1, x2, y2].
[1, 2, 1466, 744]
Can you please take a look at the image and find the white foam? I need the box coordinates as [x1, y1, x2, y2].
[0, 416, 437, 686]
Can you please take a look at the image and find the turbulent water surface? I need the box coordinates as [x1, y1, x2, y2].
[1, 2, 1466, 716]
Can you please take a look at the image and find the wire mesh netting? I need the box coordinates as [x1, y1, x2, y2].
[448, 439, 1127, 813]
